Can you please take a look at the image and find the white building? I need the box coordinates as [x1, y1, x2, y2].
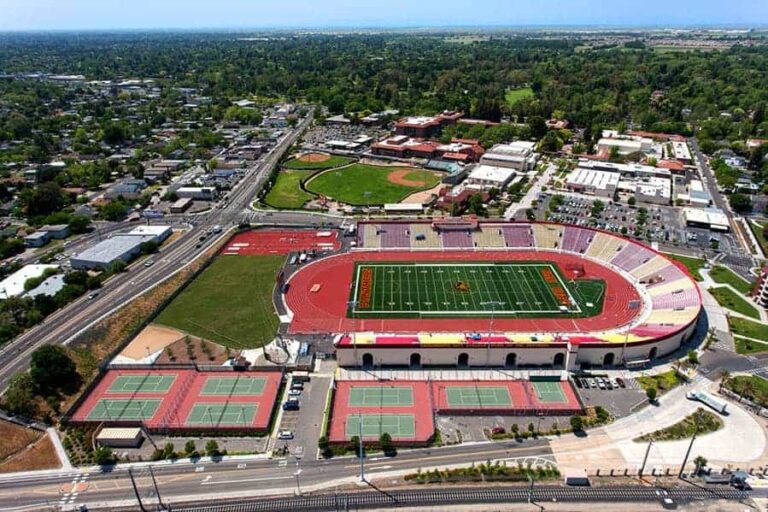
[0, 264, 58, 299]
[464, 165, 517, 190]
[176, 187, 218, 201]
[480, 141, 538, 172]
[565, 168, 620, 197]
[124, 225, 173, 244]
[634, 177, 672, 205]
[597, 130, 654, 156]
[671, 140, 692, 164]
[675, 180, 711, 206]
[682, 207, 730, 232]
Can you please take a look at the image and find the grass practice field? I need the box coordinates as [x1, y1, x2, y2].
[349, 387, 414, 407]
[185, 403, 258, 426]
[345, 413, 416, 439]
[155, 255, 284, 348]
[264, 169, 316, 208]
[306, 164, 442, 205]
[87, 399, 161, 421]
[349, 261, 605, 319]
[202, 376, 267, 396]
[108, 374, 176, 394]
[283, 154, 353, 170]
[505, 87, 534, 106]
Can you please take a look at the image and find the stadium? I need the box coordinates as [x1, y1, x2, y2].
[284, 219, 702, 370]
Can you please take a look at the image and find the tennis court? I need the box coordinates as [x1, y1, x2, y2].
[444, 386, 513, 407]
[86, 398, 162, 421]
[533, 381, 567, 403]
[107, 374, 176, 394]
[185, 403, 258, 426]
[345, 413, 416, 439]
[348, 386, 414, 407]
[201, 376, 267, 396]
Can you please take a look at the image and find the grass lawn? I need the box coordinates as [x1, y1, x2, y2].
[636, 370, 684, 395]
[748, 220, 768, 256]
[154, 255, 284, 348]
[283, 155, 353, 170]
[729, 316, 768, 342]
[710, 265, 754, 294]
[635, 408, 722, 443]
[709, 287, 760, 319]
[505, 87, 534, 107]
[734, 336, 768, 355]
[663, 253, 706, 281]
[725, 375, 768, 408]
[264, 169, 316, 209]
[306, 164, 442, 205]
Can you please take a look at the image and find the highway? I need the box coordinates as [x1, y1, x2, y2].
[0, 114, 316, 394]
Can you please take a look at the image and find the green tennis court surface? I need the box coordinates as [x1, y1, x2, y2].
[87, 399, 161, 420]
[346, 414, 415, 438]
[533, 381, 567, 403]
[444, 386, 513, 407]
[348, 387, 414, 407]
[349, 262, 605, 319]
[201, 376, 267, 396]
[108, 374, 176, 394]
[185, 403, 258, 426]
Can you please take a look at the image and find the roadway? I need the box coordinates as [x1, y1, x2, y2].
[0, 439, 553, 511]
[0, 113, 315, 394]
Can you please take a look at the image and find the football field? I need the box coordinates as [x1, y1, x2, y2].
[349, 262, 605, 319]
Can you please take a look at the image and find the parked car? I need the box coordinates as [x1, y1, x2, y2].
[278, 430, 294, 440]
[288, 389, 302, 398]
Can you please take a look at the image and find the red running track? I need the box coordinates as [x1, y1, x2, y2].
[222, 230, 341, 255]
[285, 251, 642, 335]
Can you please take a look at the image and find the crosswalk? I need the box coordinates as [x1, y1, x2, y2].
[58, 472, 89, 508]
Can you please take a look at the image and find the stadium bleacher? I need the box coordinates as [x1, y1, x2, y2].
[501, 225, 534, 247]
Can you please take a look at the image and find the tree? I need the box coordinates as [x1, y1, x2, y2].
[93, 446, 115, 465]
[100, 201, 128, 221]
[569, 415, 584, 432]
[205, 440, 220, 457]
[184, 440, 196, 455]
[646, 387, 658, 403]
[528, 116, 547, 139]
[627, 196, 636, 206]
[687, 349, 699, 366]
[719, 370, 731, 392]
[2, 373, 37, 417]
[693, 455, 708, 475]
[20, 182, 66, 217]
[30, 345, 77, 392]
[67, 215, 91, 234]
[729, 193, 752, 214]
[379, 432, 393, 454]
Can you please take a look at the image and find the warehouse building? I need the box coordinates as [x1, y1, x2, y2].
[464, 165, 518, 191]
[682, 208, 730, 232]
[125, 225, 172, 244]
[71, 235, 156, 270]
[0, 264, 58, 299]
[96, 427, 144, 448]
[480, 142, 539, 172]
[565, 168, 620, 197]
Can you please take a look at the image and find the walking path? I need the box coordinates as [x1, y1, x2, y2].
[504, 162, 556, 219]
[47, 427, 73, 470]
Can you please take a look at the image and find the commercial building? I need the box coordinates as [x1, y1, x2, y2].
[39, 224, 70, 240]
[95, 427, 144, 448]
[596, 131, 654, 156]
[124, 225, 172, 244]
[71, 235, 156, 270]
[176, 187, 218, 201]
[464, 165, 518, 191]
[479, 141, 538, 172]
[676, 180, 711, 206]
[671, 140, 693, 165]
[170, 197, 193, 213]
[394, 111, 463, 138]
[24, 231, 50, 248]
[0, 264, 58, 299]
[565, 168, 620, 197]
[682, 207, 730, 232]
[634, 177, 672, 205]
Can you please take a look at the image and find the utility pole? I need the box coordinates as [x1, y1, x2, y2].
[679, 431, 698, 478]
[358, 413, 366, 482]
[128, 468, 147, 512]
[639, 440, 654, 477]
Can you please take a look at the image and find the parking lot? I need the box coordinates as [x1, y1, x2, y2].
[534, 191, 742, 258]
[302, 124, 389, 153]
[573, 375, 646, 418]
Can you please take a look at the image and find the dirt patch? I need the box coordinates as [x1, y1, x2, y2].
[387, 169, 434, 187]
[0, 434, 61, 473]
[298, 153, 331, 163]
[0, 420, 42, 461]
[153, 335, 237, 364]
[119, 324, 187, 361]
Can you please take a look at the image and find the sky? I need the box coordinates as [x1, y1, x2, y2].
[1, 0, 767, 31]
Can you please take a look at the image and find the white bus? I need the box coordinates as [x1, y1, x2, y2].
[686, 390, 728, 415]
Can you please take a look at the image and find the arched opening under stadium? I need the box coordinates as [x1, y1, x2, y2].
[362, 353, 373, 369]
[553, 353, 565, 367]
[458, 353, 470, 368]
[505, 353, 517, 368]
[603, 352, 615, 366]
[410, 353, 421, 368]
[649, 347, 658, 360]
